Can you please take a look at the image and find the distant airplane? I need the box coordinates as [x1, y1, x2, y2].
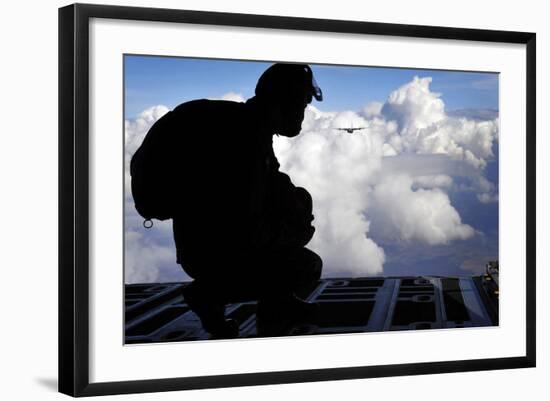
[335, 122, 366, 134]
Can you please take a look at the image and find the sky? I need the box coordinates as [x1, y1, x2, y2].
[124, 55, 499, 284]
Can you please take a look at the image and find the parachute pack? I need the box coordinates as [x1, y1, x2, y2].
[130, 111, 177, 224]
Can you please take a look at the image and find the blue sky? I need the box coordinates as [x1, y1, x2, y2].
[124, 55, 499, 283]
[124, 55, 498, 119]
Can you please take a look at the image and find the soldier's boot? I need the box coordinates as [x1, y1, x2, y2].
[182, 283, 239, 339]
[256, 294, 319, 336]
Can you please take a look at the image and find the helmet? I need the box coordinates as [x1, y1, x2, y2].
[255, 63, 323, 103]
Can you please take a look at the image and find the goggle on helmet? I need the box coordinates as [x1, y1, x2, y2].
[255, 63, 323, 103]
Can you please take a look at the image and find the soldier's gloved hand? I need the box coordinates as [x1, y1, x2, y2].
[299, 224, 315, 247]
[277, 222, 315, 248]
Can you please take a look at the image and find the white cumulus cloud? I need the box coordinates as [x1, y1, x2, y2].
[381, 76, 499, 169]
[274, 100, 480, 275]
[369, 174, 474, 245]
[382, 76, 446, 132]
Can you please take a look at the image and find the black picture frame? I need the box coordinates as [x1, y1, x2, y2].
[58, 3, 536, 397]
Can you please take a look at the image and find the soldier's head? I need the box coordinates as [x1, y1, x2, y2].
[255, 63, 322, 137]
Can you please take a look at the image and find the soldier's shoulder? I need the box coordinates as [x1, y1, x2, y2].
[170, 100, 250, 131]
[172, 99, 247, 115]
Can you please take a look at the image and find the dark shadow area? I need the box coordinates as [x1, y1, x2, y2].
[129, 63, 325, 338]
[35, 377, 57, 392]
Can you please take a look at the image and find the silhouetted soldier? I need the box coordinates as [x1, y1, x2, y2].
[131, 63, 323, 338]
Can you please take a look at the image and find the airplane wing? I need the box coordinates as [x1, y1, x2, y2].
[335, 127, 366, 133]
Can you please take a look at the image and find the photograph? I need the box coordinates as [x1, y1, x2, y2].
[55, 2, 536, 397]
[123, 56, 500, 343]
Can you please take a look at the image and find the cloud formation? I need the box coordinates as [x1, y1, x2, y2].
[369, 174, 474, 245]
[377, 77, 499, 169]
[274, 76, 497, 276]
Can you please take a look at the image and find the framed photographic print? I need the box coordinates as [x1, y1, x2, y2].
[58, 3, 536, 397]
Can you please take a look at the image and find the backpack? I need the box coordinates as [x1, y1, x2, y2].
[130, 111, 177, 225]
[130, 99, 244, 227]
